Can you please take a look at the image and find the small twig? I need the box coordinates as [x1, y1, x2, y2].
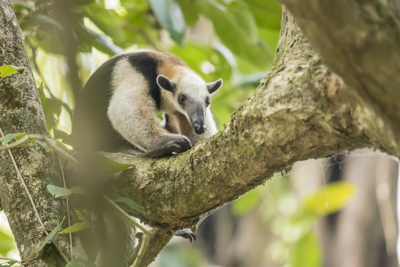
[126, 238, 140, 267]
[130, 233, 150, 267]
[0, 256, 20, 262]
[0, 134, 84, 171]
[58, 155, 73, 259]
[0, 128, 69, 263]
[101, 193, 152, 267]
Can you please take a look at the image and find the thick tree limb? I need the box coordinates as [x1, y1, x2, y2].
[100, 7, 400, 267]
[280, 0, 400, 135]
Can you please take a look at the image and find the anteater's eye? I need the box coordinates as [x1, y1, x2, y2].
[178, 94, 185, 103]
[205, 97, 211, 107]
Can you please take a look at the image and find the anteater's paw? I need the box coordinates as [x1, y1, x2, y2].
[175, 228, 197, 243]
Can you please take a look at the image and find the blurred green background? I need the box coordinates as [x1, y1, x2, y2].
[1, 1, 398, 267]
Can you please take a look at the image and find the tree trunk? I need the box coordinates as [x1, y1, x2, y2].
[1, 1, 400, 267]
[0, 1, 80, 266]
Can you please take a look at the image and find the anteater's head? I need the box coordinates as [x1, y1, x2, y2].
[156, 70, 222, 135]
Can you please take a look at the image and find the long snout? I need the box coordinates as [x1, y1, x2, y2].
[190, 105, 206, 135]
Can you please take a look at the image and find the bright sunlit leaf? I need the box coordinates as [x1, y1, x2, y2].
[0, 226, 15, 255]
[231, 188, 261, 216]
[290, 232, 322, 267]
[62, 222, 91, 233]
[302, 182, 356, 215]
[0, 65, 26, 80]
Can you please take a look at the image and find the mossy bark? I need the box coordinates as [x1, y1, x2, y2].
[0, 1, 77, 266]
[280, 0, 400, 136]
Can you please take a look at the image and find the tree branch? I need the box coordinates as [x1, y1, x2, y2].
[280, 0, 400, 135]
[96, 7, 400, 266]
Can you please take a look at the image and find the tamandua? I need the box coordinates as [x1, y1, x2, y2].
[72, 50, 222, 157]
[72, 50, 222, 266]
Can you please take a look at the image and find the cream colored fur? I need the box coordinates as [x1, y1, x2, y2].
[108, 58, 183, 151]
[108, 54, 220, 153]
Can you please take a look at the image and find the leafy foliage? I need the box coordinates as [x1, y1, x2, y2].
[37, 219, 64, 253]
[0, 226, 15, 255]
[290, 232, 322, 267]
[302, 182, 356, 215]
[0, 65, 26, 81]
[149, 0, 186, 45]
[114, 198, 142, 213]
[0, 261, 18, 267]
[0, 133, 26, 145]
[47, 184, 73, 198]
[62, 222, 92, 234]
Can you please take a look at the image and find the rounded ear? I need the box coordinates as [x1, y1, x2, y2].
[207, 78, 223, 95]
[157, 75, 176, 92]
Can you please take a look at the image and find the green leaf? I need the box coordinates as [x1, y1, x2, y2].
[82, 2, 125, 43]
[75, 209, 91, 223]
[70, 154, 134, 174]
[38, 83, 47, 112]
[197, 0, 270, 68]
[0, 133, 26, 145]
[290, 232, 322, 267]
[47, 184, 73, 198]
[71, 186, 90, 197]
[177, 0, 200, 26]
[80, 25, 125, 56]
[302, 182, 356, 215]
[0, 226, 15, 255]
[0, 261, 17, 267]
[96, 155, 135, 174]
[70, 0, 95, 5]
[0, 65, 26, 80]
[247, 0, 281, 30]
[32, 137, 56, 152]
[62, 222, 91, 233]
[114, 198, 142, 213]
[65, 260, 97, 267]
[37, 219, 63, 253]
[231, 189, 261, 216]
[149, 0, 186, 46]
[19, 14, 63, 31]
[53, 127, 69, 140]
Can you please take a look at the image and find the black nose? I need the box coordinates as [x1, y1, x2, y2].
[194, 123, 206, 134]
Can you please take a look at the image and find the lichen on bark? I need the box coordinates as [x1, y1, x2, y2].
[0, 1, 75, 266]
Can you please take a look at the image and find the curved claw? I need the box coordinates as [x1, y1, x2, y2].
[175, 228, 197, 243]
